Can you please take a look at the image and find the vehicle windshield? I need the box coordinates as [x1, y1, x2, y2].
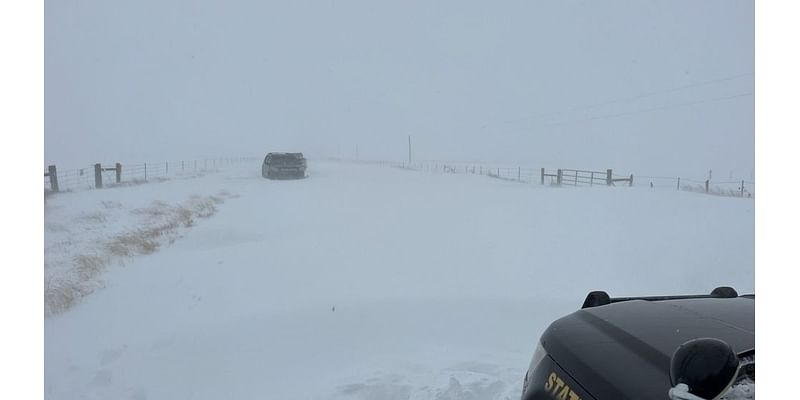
[43, 1, 755, 399]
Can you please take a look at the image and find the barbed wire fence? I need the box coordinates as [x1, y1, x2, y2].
[44, 156, 754, 199]
[44, 157, 263, 195]
[635, 175, 754, 198]
[335, 158, 754, 199]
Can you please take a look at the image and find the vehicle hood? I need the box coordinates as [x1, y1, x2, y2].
[540, 297, 754, 399]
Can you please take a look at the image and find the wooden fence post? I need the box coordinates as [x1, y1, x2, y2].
[46, 165, 59, 192]
[144, 163, 148, 181]
[677, 177, 680, 190]
[115, 163, 121, 183]
[94, 163, 103, 188]
[606, 169, 613, 186]
[518, 167, 521, 181]
[557, 169, 563, 185]
[575, 170, 578, 186]
[629, 174, 634, 187]
[166, 161, 169, 175]
[590, 171, 594, 186]
[540, 168, 545, 185]
[741, 180, 745, 197]
[705, 180, 709, 192]
[47, 165, 59, 192]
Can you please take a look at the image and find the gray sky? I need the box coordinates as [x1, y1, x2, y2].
[45, 0, 753, 179]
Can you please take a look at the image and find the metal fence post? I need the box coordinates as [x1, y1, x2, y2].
[47, 165, 59, 192]
[94, 163, 103, 188]
[741, 180, 745, 197]
[115, 163, 121, 183]
[518, 167, 521, 181]
[144, 163, 148, 181]
[677, 177, 680, 190]
[557, 169, 563, 185]
[606, 169, 613, 186]
[629, 174, 634, 187]
[166, 161, 169, 175]
[705, 180, 709, 192]
[541, 168, 545, 185]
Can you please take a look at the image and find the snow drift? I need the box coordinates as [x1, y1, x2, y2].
[44, 160, 754, 400]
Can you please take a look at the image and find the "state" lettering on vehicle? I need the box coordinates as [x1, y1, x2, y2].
[543, 371, 582, 400]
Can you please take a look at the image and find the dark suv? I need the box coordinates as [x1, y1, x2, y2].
[262, 152, 307, 179]
[521, 287, 754, 400]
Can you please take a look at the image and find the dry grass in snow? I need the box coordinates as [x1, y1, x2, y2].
[44, 193, 232, 315]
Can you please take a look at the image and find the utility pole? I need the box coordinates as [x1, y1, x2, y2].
[408, 135, 412, 166]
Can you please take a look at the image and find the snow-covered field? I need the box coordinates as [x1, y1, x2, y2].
[44, 160, 754, 400]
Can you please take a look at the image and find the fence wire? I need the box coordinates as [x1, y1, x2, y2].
[351, 159, 755, 199]
[44, 157, 262, 193]
[45, 157, 754, 199]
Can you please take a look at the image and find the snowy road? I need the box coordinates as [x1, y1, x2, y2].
[44, 161, 754, 400]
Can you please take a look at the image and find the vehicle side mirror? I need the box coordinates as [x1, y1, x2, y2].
[669, 338, 739, 400]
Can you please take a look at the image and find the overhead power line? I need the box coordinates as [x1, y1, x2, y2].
[503, 72, 754, 125]
[539, 91, 753, 127]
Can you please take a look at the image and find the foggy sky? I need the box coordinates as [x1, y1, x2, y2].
[45, 0, 754, 179]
